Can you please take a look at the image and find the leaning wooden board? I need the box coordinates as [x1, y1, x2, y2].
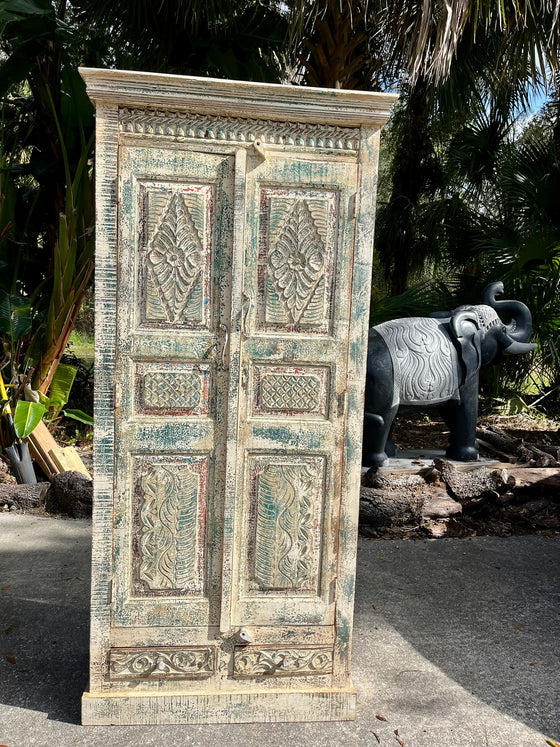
[27, 420, 91, 479]
[79, 67, 396, 725]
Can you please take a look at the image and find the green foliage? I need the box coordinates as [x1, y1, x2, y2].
[63, 408, 93, 426]
[2, 0, 560, 424]
[71, 0, 288, 82]
[0, 0, 95, 402]
[0, 291, 31, 342]
[46, 362, 77, 413]
[12, 399, 45, 439]
[0, 0, 289, 412]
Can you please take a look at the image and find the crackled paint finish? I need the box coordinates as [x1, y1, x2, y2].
[80, 67, 395, 725]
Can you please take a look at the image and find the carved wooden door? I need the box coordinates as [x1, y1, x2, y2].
[113, 144, 234, 640]
[221, 153, 359, 677]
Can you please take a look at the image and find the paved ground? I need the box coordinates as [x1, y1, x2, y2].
[0, 513, 558, 747]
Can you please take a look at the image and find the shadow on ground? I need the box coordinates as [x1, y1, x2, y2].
[355, 535, 560, 740]
[0, 516, 91, 724]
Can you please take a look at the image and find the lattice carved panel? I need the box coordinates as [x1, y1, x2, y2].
[256, 189, 338, 334]
[135, 363, 210, 416]
[132, 456, 209, 596]
[137, 182, 213, 329]
[247, 455, 325, 593]
[252, 365, 330, 418]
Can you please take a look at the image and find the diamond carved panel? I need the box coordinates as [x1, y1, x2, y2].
[257, 189, 338, 334]
[138, 182, 213, 329]
[132, 456, 209, 596]
[247, 455, 325, 594]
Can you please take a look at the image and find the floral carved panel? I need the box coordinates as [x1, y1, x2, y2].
[256, 188, 338, 334]
[137, 182, 213, 329]
[132, 456, 209, 596]
[109, 646, 215, 680]
[233, 646, 333, 678]
[247, 455, 325, 594]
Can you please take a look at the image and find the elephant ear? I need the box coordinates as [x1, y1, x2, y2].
[450, 309, 482, 383]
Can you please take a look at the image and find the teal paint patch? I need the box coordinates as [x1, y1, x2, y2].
[252, 425, 324, 450]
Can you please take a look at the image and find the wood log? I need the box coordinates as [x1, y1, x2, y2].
[517, 443, 558, 467]
[536, 443, 560, 461]
[504, 467, 560, 497]
[359, 486, 424, 527]
[433, 458, 513, 501]
[476, 438, 517, 463]
[422, 490, 462, 519]
[45, 471, 92, 518]
[0, 482, 50, 511]
[476, 427, 559, 467]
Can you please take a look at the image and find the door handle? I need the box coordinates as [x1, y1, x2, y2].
[218, 322, 229, 367]
[241, 290, 253, 337]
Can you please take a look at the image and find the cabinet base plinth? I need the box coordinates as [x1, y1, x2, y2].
[82, 686, 356, 725]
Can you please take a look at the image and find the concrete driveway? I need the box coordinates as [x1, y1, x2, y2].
[0, 513, 558, 747]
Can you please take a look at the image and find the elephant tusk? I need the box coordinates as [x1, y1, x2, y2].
[504, 341, 537, 355]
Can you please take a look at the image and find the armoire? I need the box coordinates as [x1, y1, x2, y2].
[79, 67, 395, 725]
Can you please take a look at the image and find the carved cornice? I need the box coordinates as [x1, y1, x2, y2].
[119, 108, 361, 151]
[80, 67, 397, 127]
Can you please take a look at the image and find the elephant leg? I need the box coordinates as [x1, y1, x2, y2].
[362, 405, 399, 467]
[441, 376, 479, 461]
[385, 421, 397, 457]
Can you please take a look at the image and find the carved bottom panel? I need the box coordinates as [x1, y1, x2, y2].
[132, 455, 209, 596]
[233, 645, 333, 678]
[247, 454, 325, 594]
[110, 647, 215, 679]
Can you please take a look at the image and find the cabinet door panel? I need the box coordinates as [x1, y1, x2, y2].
[113, 146, 234, 630]
[226, 153, 358, 629]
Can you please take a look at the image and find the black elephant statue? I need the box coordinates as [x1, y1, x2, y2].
[362, 282, 536, 467]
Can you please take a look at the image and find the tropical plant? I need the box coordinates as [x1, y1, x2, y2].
[0, 0, 95, 413]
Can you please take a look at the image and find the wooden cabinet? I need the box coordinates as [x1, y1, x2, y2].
[80, 68, 395, 725]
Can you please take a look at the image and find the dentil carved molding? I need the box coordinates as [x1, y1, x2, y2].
[120, 108, 361, 150]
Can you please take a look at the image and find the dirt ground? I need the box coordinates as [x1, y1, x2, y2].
[391, 410, 560, 453]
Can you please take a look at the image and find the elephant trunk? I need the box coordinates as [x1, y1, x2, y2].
[482, 281, 533, 343]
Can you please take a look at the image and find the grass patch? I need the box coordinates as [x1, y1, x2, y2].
[68, 330, 94, 366]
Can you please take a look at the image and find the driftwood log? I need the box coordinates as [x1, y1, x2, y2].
[1, 471, 92, 518]
[360, 454, 560, 533]
[477, 426, 560, 467]
[0, 482, 50, 512]
[360, 468, 462, 528]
